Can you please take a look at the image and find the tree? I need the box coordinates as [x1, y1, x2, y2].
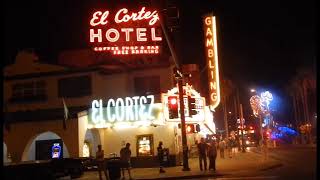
[286, 66, 316, 144]
[220, 78, 236, 138]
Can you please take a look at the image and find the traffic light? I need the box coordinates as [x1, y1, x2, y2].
[188, 96, 197, 116]
[266, 131, 270, 139]
[264, 131, 271, 139]
[168, 96, 179, 119]
[195, 124, 200, 132]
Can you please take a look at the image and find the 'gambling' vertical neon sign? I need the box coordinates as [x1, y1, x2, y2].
[203, 15, 220, 111]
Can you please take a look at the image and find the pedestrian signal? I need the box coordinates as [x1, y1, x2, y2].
[178, 123, 199, 134]
[186, 124, 195, 133]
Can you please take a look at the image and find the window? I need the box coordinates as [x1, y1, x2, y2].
[11, 81, 47, 102]
[58, 75, 92, 98]
[136, 134, 154, 156]
[134, 76, 160, 95]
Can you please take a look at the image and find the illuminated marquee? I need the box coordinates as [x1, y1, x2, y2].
[89, 95, 164, 128]
[203, 15, 220, 111]
[89, 7, 162, 55]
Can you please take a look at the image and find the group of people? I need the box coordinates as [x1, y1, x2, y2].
[96, 143, 133, 180]
[95, 136, 238, 180]
[196, 136, 239, 171]
[197, 137, 217, 171]
[96, 141, 166, 180]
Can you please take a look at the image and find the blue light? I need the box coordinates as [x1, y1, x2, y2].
[277, 126, 297, 136]
[270, 125, 297, 140]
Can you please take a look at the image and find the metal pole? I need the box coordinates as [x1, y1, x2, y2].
[239, 104, 245, 152]
[223, 96, 229, 139]
[160, 16, 180, 69]
[159, 8, 190, 171]
[259, 114, 264, 147]
[178, 78, 190, 171]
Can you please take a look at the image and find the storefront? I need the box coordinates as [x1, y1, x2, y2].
[77, 84, 216, 167]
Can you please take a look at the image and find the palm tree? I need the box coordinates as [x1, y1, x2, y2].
[287, 66, 316, 144]
[220, 78, 236, 138]
[285, 80, 298, 129]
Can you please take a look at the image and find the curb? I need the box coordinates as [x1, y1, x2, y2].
[260, 163, 283, 171]
[135, 173, 227, 180]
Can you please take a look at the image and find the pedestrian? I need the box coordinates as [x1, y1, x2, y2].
[120, 143, 133, 179]
[157, 141, 166, 173]
[227, 137, 233, 158]
[218, 138, 226, 159]
[231, 137, 237, 156]
[208, 140, 217, 171]
[96, 145, 109, 180]
[197, 137, 208, 171]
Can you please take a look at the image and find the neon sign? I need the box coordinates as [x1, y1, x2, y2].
[93, 45, 159, 55]
[203, 15, 220, 111]
[89, 7, 162, 55]
[51, 143, 62, 159]
[260, 91, 273, 110]
[90, 95, 155, 124]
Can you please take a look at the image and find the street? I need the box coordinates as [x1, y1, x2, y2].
[195, 144, 316, 180]
[257, 144, 316, 180]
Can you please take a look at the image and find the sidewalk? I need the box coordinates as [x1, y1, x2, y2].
[77, 149, 282, 180]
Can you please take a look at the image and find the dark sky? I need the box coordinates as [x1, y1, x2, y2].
[5, 0, 316, 82]
[4, 0, 316, 124]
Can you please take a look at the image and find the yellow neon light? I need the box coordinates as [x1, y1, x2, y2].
[204, 15, 220, 111]
[212, 16, 221, 110]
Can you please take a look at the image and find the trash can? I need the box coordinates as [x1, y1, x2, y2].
[163, 148, 170, 167]
[107, 157, 121, 180]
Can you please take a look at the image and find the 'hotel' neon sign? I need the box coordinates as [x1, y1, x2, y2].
[89, 7, 162, 55]
[203, 15, 220, 111]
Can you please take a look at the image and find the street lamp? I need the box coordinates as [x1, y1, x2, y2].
[250, 89, 256, 93]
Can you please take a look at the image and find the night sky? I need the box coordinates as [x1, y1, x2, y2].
[4, 0, 316, 124]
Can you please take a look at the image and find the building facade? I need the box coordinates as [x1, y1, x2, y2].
[3, 49, 215, 167]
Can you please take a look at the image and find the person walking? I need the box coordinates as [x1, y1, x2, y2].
[218, 138, 226, 159]
[96, 145, 109, 180]
[157, 141, 166, 173]
[232, 137, 237, 156]
[197, 137, 208, 171]
[120, 143, 133, 179]
[227, 137, 233, 158]
[208, 140, 217, 171]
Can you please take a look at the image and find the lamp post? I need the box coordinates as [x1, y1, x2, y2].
[239, 104, 246, 153]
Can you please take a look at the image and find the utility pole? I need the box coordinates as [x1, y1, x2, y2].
[236, 88, 241, 151]
[239, 104, 246, 152]
[223, 96, 229, 139]
[259, 114, 264, 146]
[160, 10, 190, 171]
[178, 77, 190, 171]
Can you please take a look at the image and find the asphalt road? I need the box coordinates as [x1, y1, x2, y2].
[258, 145, 317, 180]
[197, 144, 317, 180]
